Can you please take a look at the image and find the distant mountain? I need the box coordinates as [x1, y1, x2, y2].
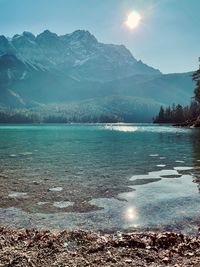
[0, 30, 194, 122]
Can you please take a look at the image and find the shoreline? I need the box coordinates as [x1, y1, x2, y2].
[0, 227, 200, 266]
[173, 116, 200, 128]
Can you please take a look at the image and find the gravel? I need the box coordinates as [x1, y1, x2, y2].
[0, 227, 200, 266]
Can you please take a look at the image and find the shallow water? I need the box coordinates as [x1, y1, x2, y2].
[0, 123, 200, 232]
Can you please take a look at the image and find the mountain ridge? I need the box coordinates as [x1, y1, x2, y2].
[0, 30, 194, 122]
[1, 30, 161, 79]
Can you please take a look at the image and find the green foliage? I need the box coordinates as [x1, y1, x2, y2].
[0, 110, 40, 123]
[154, 60, 200, 124]
[0, 108, 119, 123]
[193, 68, 200, 103]
[0, 95, 161, 123]
[153, 101, 200, 123]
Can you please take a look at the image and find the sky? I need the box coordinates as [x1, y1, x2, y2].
[0, 0, 199, 73]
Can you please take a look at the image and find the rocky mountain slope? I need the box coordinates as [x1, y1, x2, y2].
[0, 30, 194, 121]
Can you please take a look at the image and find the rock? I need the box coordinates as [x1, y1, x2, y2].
[145, 255, 155, 263]
[0, 229, 200, 267]
[125, 259, 132, 263]
[186, 252, 194, 256]
[162, 257, 169, 263]
[33, 181, 40, 185]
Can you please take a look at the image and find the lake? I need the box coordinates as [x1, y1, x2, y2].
[0, 123, 200, 233]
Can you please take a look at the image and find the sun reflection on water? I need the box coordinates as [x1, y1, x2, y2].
[125, 206, 138, 221]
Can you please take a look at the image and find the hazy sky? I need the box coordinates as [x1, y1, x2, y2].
[0, 0, 199, 73]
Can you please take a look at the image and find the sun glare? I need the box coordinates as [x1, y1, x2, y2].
[125, 11, 142, 29]
[125, 206, 138, 221]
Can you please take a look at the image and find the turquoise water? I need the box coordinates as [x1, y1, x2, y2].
[0, 123, 200, 232]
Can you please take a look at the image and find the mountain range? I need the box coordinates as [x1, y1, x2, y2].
[0, 30, 194, 122]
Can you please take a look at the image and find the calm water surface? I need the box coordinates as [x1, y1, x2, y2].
[0, 123, 200, 232]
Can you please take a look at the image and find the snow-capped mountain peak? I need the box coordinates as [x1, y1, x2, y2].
[0, 29, 161, 82]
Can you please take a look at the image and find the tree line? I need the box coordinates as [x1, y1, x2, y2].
[153, 101, 200, 123]
[0, 109, 119, 123]
[154, 60, 200, 124]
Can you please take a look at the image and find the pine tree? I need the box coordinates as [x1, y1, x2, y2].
[175, 104, 184, 122]
[158, 106, 165, 122]
[192, 60, 200, 103]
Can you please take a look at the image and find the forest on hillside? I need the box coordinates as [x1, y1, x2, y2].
[0, 109, 119, 123]
[0, 96, 160, 123]
[154, 63, 200, 124]
[0, 61, 199, 124]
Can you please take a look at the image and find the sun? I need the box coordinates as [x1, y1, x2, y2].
[125, 11, 142, 29]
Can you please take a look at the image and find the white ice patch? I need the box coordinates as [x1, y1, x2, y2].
[156, 164, 166, 167]
[151, 169, 179, 177]
[174, 166, 193, 171]
[175, 160, 185, 163]
[37, 202, 49, 206]
[9, 192, 28, 198]
[149, 154, 159, 157]
[130, 169, 179, 181]
[49, 187, 63, 192]
[130, 174, 150, 181]
[53, 201, 73, 208]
